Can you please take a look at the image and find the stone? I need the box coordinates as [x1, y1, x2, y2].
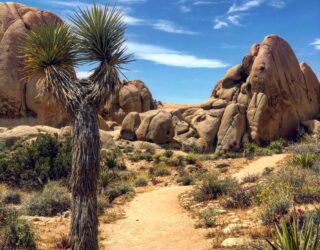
[221, 237, 250, 247]
[136, 110, 174, 144]
[120, 112, 141, 141]
[221, 64, 243, 89]
[216, 104, 246, 152]
[301, 120, 320, 134]
[246, 35, 320, 144]
[100, 131, 116, 149]
[0, 2, 68, 126]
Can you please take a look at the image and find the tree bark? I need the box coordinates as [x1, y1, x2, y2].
[70, 101, 100, 250]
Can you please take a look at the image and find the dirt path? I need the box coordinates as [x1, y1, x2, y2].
[101, 186, 211, 250]
[233, 153, 288, 181]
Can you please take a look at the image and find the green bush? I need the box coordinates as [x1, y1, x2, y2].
[134, 177, 148, 187]
[128, 150, 153, 162]
[25, 182, 70, 217]
[150, 164, 171, 177]
[106, 184, 135, 203]
[0, 134, 72, 190]
[3, 218, 36, 250]
[185, 153, 198, 164]
[0, 206, 36, 250]
[224, 185, 253, 208]
[166, 156, 184, 167]
[100, 148, 126, 172]
[163, 149, 173, 158]
[177, 175, 194, 186]
[198, 208, 217, 228]
[193, 172, 234, 202]
[2, 191, 21, 205]
[290, 153, 317, 169]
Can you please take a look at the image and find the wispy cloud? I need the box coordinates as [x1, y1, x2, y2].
[213, 18, 228, 30]
[76, 71, 92, 79]
[214, 0, 288, 29]
[228, 0, 264, 13]
[227, 15, 242, 26]
[180, 5, 192, 12]
[310, 39, 320, 50]
[127, 42, 229, 68]
[153, 20, 198, 35]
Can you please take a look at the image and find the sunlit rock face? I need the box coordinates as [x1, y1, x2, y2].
[121, 35, 320, 152]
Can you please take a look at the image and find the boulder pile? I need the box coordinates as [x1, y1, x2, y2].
[121, 35, 320, 152]
[0, 3, 155, 128]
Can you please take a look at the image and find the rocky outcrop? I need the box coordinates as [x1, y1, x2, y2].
[0, 3, 155, 128]
[121, 110, 174, 144]
[102, 80, 156, 124]
[0, 2, 68, 126]
[0, 125, 115, 149]
[121, 35, 320, 152]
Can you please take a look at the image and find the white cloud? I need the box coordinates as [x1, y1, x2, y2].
[213, 19, 228, 29]
[310, 39, 320, 50]
[123, 15, 145, 25]
[228, 0, 264, 13]
[268, 0, 287, 8]
[127, 42, 229, 68]
[76, 71, 92, 79]
[153, 20, 198, 35]
[180, 5, 192, 12]
[227, 15, 242, 26]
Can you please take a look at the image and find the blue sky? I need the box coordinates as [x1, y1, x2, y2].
[20, 0, 320, 103]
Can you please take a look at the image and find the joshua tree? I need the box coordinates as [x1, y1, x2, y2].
[20, 5, 131, 250]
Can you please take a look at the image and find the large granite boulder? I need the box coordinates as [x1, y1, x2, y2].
[0, 2, 68, 126]
[102, 80, 155, 124]
[246, 35, 320, 143]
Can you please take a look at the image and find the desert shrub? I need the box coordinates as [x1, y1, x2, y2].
[99, 169, 115, 189]
[224, 184, 253, 208]
[268, 140, 285, 154]
[134, 177, 148, 187]
[106, 184, 135, 203]
[0, 206, 36, 250]
[290, 153, 317, 169]
[128, 150, 153, 162]
[257, 181, 293, 225]
[242, 174, 259, 183]
[266, 217, 320, 250]
[2, 218, 36, 250]
[150, 164, 171, 177]
[163, 149, 173, 158]
[54, 234, 71, 249]
[25, 182, 70, 217]
[177, 175, 194, 186]
[2, 191, 21, 205]
[185, 153, 198, 164]
[197, 208, 217, 228]
[97, 198, 109, 216]
[0, 134, 72, 190]
[193, 172, 234, 202]
[166, 156, 184, 167]
[123, 145, 134, 154]
[100, 148, 126, 172]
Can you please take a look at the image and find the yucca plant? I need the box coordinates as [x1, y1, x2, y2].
[291, 153, 317, 169]
[266, 217, 320, 250]
[19, 4, 132, 250]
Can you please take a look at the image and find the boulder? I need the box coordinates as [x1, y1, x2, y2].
[216, 104, 246, 152]
[221, 64, 243, 89]
[120, 112, 141, 140]
[0, 2, 68, 126]
[301, 120, 320, 134]
[103, 80, 155, 124]
[191, 110, 224, 152]
[135, 110, 174, 144]
[246, 35, 320, 143]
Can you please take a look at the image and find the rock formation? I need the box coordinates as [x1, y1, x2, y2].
[0, 2, 68, 126]
[0, 3, 155, 128]
[121, 35, 320, 153]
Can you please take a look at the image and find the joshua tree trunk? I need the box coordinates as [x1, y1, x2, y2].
[70, 101, 100, 250]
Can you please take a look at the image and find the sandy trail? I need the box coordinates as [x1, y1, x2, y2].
[233, 153, 288, 181]
[101, 186, 211, 250]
